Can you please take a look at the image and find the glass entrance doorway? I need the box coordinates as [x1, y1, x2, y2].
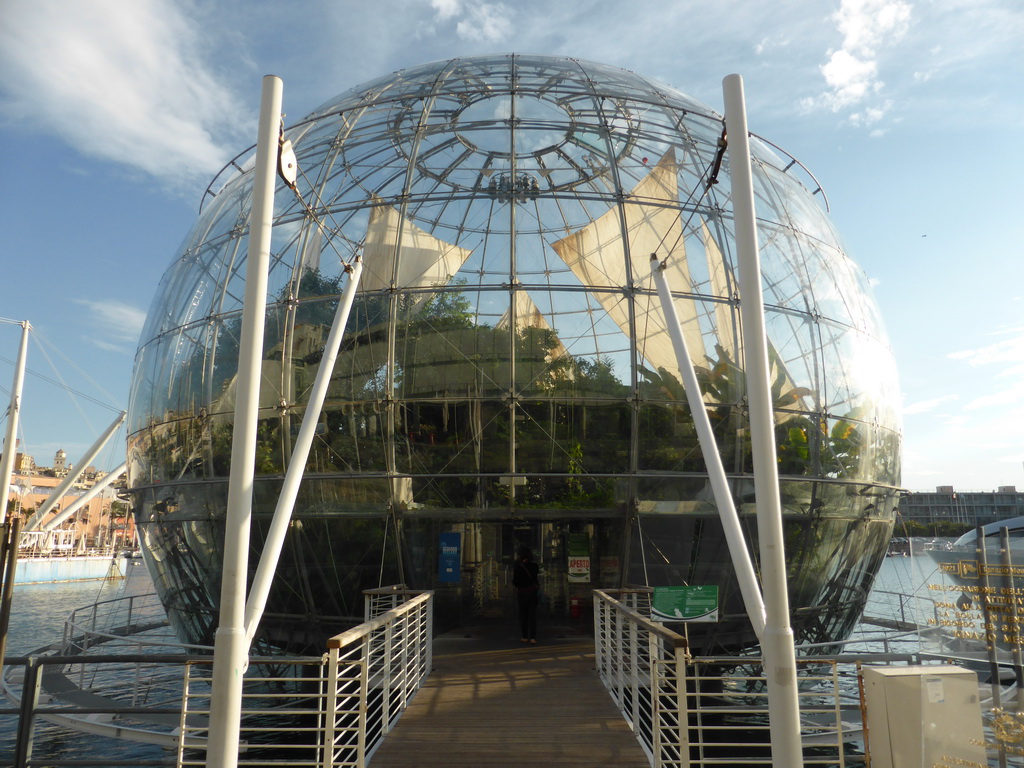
[404, 516, 625, 632]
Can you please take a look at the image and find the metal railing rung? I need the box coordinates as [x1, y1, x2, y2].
[594, 588, 853, 768]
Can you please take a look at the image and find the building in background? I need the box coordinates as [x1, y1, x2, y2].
[898, 486, 1024, 528]
[2, 448, 133, 551]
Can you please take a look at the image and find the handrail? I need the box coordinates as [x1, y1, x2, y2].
[594, 588, 852, 767]
[328, 592, 433, 648]
[175, 586, 433, 767]
[321, 588, 433, 767]
[593, 588, 691, 767]
[597, 588, 690, 647]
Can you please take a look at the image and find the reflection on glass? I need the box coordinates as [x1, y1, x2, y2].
[128, 55, 901, 656]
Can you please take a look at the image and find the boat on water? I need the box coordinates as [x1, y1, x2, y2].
[127, 55, 902, 657]
[13, 529, 125, 585]
[926, 516, 1024, 585]
[14, 554, 123, 585]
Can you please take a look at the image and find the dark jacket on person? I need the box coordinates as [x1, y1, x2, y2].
[513, 559, 540, 592]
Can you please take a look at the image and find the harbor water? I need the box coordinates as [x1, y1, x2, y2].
[1, 559, 169, 766]
[1, 548, 952, 766]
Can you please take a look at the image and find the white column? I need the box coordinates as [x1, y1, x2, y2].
[206, 74, 282, 768]
[723, 73, 804, 767]
[0, 321, 30, 526]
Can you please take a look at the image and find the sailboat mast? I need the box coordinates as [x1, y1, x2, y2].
[0, 321, 30, 527]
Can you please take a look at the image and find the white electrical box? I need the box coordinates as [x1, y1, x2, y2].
[862, 665, 987, 768]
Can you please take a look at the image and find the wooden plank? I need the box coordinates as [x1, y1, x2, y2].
[369, 636, 650, 767]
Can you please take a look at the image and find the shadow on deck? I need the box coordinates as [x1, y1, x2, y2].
[369, 623, 649, 767]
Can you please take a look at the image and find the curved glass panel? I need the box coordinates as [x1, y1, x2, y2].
[128, 55, 901, 655]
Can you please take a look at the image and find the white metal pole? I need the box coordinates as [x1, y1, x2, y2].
[651, 256, 766, 639]
[723, 73, 804, 767]
[0, 321, 30, 526]
[243, 255, 364, 644]
[207, 74, 282, 768]
[24, 411, 126, 532]
[39, 462, 126, 533]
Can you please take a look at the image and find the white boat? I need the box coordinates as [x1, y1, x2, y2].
[13, 529, 124, 585]
[926, 515, 1024, 584]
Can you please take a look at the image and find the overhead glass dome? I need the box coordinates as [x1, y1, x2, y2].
[128, 55, 901, 655]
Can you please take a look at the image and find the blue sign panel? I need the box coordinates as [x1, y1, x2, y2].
[438, 532, 461, 583]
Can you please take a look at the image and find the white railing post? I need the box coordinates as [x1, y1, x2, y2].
[322, 646, 339, 768]
[651, 633, 663, 766]
[424, 599, 433, 679]
[400, 607, 411, 709]
[673, 644, 689, 768]
[357, 637, 369, 768]
[626, 618, 634, 733]
[382, 621, 393, 733]
[614, 609, 625, 709]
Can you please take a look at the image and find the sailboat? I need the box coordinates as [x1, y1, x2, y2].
[1, 320, 130, 585]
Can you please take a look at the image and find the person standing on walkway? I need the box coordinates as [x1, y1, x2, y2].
[513, 546, 540, 643]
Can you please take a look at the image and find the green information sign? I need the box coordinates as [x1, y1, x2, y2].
[566, 532, 590, 583]
[651, 585, 719, 622]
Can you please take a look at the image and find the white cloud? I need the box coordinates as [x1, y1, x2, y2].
[820, 49, 878, 108]
[805, 0, 911, 119]
[430, 0, 462, 20]
[456, 3, 514, 43]
[850, 102, 892, 126]
[836, 0, 911, 52]
[949, 328, 1024, 370]
[428, 0, 513, 43]
[0, 0, 249, 192]
[75, 299, 148, 349]
[903, 393, 957, 415]
[754, 35, 791, 56]
[964, 387, 1024, 411]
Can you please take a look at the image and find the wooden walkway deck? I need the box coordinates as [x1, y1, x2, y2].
[369, 628, 650, 767]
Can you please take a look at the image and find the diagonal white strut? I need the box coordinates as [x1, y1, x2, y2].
[38, 461, 127, 533]
[244, 254, 364, 644]
[24, 411, 126, 532]
[651, 255, 766, 640]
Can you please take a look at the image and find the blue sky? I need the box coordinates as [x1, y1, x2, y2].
[1, 0, 1021, 491]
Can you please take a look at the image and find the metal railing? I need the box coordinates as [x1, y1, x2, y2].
[176, 655, 325, 767]
[594, 588, 850, 768]
[594, 588, 690, 767]
[4, 652, 195, 767]
[174, 586, 433, 767]
[3, 586, 432, 767]
[61, 590, 174, 655]
[684, 657, 847, 767]
[322, 589, 432, 767]
[1, 591, 204, 765]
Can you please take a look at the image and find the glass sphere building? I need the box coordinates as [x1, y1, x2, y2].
[128, 55, 901, 655]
